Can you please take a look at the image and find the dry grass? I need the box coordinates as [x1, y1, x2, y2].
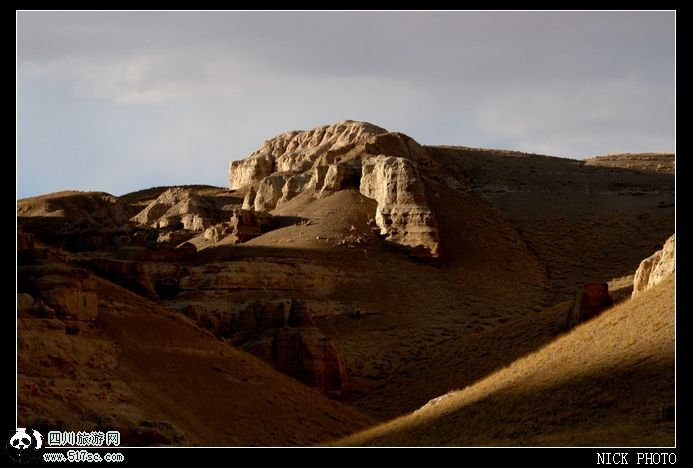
[337, 275, 674, 446]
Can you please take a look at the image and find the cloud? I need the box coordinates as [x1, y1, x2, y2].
[474, 77, 675, 157]
[20, 52, 261, 105]
[16, 11, 675, 198]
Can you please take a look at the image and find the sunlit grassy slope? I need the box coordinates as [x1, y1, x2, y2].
[338, 275, 674, 446]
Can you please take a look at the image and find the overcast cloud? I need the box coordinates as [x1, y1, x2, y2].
[17, 11, 675, 198]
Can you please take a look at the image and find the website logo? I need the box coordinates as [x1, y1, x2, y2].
[7, 428, 43, 463]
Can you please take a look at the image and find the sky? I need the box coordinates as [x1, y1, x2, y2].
[17, 11, 675, 198]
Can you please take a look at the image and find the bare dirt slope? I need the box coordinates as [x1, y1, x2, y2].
[18, 241, 371, 446]
[338, 275, 674, 446]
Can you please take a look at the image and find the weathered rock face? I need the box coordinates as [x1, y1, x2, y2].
[273, 327, 347, 398]
[18, 235, 98, 322]
[633, 234, 675, 297]
[200, 209, 276, 244]
[254, 174, 288, 212]
[228, 209, 275, 243]
[229, 120, 387, 190]
[131, 187, 220, 231]
[241, 186, 256, 210]
[281, 172, 312, 203]
[181, 298, 348, 396]
[360, 156, 439, 257]
[227, 121, 440, 258]
[229, 154, 274, 191]
[321, 164, 345, 193]
[75, 257, 183, 300]
[32, 268, 99, 321]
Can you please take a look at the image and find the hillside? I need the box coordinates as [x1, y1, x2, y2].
[18, 235, 372, 446]
[17, 120, 675, 446]
[338, 274, 674, 446]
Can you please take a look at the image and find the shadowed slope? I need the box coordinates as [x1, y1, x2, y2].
[19, 260, 372, 446]
[429, 147, 674, 300]
[339, 275, 674, 446]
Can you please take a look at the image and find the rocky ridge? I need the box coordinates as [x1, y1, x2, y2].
[229, 120, 440, 257]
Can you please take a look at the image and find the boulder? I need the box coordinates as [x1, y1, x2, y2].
[203, 224, 231, 243]
[17, 293, 34, 316]
[180, 214, 209, 231]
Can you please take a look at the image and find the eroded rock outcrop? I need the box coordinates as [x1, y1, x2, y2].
[360, 155, 438, 257]
[229, 155, 274, 192]
[181, 298, 348, 396]
[229, 121, 387, 190]
[633, 234, 675, 297]
[273, 327, 347, 398]
[254, 174, 289, 212]
[228, 121, 440, 257]
[241, 186, 256, 210]
[228, 209, 275, 243]
[18, 233, 98, 321]
[200, 209, 276, 245]
[31, 267, 99, 321]
[75, 257, 183, 300]
[281, 172, 313, 203]
[131, 187, 219, 231]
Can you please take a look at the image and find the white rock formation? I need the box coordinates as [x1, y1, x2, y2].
[321, 165, 344, 193]
[242, 186, 256, 210]
[360, 155, 439, 257]
[131, 187, 215, 231]
[229, 120, 387, 190]
[281, 173, 312, 204]
[632, 234, 675, 297]
[227, 120, 440, 258]
[254, 174, 289, 212]
[228, 155, 273, 191]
